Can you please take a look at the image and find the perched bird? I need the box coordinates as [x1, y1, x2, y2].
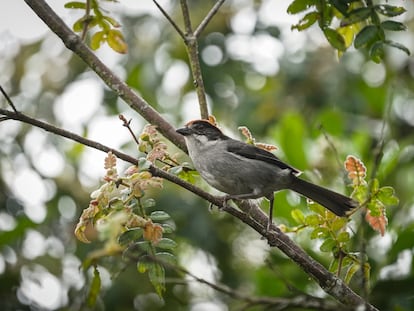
[176, 119, 357, 230]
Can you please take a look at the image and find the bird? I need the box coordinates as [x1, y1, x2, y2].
[176, 119, 357, 231]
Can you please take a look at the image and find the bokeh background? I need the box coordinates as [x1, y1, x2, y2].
[1, 0, 414, 310]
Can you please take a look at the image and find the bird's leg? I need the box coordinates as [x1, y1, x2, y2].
[267, 195, 275, 232]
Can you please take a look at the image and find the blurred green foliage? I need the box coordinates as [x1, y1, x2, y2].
[1, 0, 413, 310]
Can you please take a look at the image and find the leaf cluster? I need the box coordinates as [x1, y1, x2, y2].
[74, 143, 177, 301]
[65, 0, 128, 53]
[286, 155, 399, 285]
[288, 0, 410, 62]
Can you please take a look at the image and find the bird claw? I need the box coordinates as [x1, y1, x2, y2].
[209, 195, 231, 211]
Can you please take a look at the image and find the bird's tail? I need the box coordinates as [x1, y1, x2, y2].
[289, 177, 357, 216]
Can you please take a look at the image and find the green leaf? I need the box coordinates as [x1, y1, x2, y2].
[344, 261, 360, 284]
[320, 238, 337, 252]
[138, 158, 152, 171]
[144, 198, 156, 208]
[73, 17, 86, 32]
[107, 29, 128, 54]
[287, 0, 316, 14]
[155, 252, 177, 266]
[330, 217, 348, 231]
[330, 0, 349, 16]
[87, 267, 101, 308]
[118, 228, 143, 246]
[148, 263, 165, 297]
[377, 186, 399, 206]
[150, 211, 171, 221]
[310, 227, 329, 239]
[370, 44, 385, 63]
[64, 1, 86, 9]
[291, 209, 306, 224]
[137, 260, 150, 273]
[156, 238, 177, 250]
[161, 223, 175, 234]
[384, 40, 411, 56]
[90, 31, 106, 50]
[323, 28, 347, 51]
[134, 240, 152, 252]
[291, 12, 319, 31]
[354, 25, 378, 48]
[341, 7, 372, 26]
[103, 15, 121, 27]
[381, 20, 407, 31]
[337, 231, 350, 243]
[305, 214, 321, 227]
[374, 5, 406, 17]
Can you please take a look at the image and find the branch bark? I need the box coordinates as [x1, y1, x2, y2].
[17, 1, 379, 309]
[24, 0, 186, 152]
[0, 108, 378, 311]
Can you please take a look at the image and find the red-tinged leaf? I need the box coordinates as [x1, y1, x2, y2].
[143, 220, 163, 244]
[104, 151, 117, 169]
[344, 155, 367, 184]
[238, 126, 254, 144]
[365, 208, 388, 236]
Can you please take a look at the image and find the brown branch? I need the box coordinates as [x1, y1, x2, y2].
[194, 0, 227, 37]
[19, 2, 379, 309]
[0, 107, 379, 310]
[0, 84, 18, 113]
[178, 0, 209, 119]
[24, 0, 186, 152]
[152, 0, 186, 40]
[172, 264, 348, 311]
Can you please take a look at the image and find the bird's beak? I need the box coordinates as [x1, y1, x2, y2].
[176, 127, 192, 136]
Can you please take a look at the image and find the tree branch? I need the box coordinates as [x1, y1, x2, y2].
[178, 0, 209, 119]
[18, 2, 379, 309]
[194, 0, 227, 37]
[0, 107, 378, 310]
[24, 0, 186, 152]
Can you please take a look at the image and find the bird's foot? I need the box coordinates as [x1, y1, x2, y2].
[209, 195, 232, 211]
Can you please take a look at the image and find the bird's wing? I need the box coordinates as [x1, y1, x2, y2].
[227, 140, 301, 175]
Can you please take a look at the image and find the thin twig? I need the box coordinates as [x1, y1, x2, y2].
[152, 0, 186, 40]
[0, 84, 18, 113]
[178, 0, 209, 119]
[119, 114, 140, 145]
[179, 0, 193, 35]
[194, 0, 226, 37]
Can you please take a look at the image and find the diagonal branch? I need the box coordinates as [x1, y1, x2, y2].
[19, 2, 378, 309]
[194, 0, 227, 37]
[24, 0, 186, 152]
[0, 84, 18, 113]
[152, 0, 186, 40]
[0, 107, 378, 311]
